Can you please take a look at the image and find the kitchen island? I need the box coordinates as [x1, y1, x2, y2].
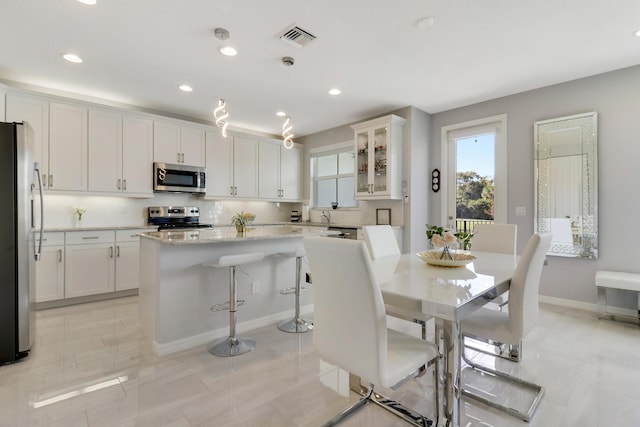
[138, 225, 333, 356]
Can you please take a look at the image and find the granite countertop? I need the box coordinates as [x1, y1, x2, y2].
[139, 225, 340, 245]
[42, 225, 157, 232]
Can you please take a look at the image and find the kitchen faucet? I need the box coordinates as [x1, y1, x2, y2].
[320, 210, 331, 224]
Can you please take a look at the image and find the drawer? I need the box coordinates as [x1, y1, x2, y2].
[65, 230, 114, 245]
[39, 232, 65, 246]
[116, 229, 149, 243]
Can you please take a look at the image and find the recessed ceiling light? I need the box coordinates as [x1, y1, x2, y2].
[276, 111, 287, 117]
[77, 0, 96, 4]
[62, 53, 83, 63]
[416, 17, 435, 29]
[178, 84, 193, 92]
[328, 88, 341, 96]
[635, 29, 640, 37]
[219, 46, 238, 56]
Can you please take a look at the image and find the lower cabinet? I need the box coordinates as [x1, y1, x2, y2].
[34, 232, 65, 303]
[115, 230, 144, 291]
[35, 228, 147, 303]
[65, 230, 116, 298]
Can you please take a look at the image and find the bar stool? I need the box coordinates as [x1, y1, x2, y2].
[203, 252, 264, 356]
[278, 247, 313, 333]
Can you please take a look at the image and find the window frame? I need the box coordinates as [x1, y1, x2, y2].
[310, 141, 358, 209]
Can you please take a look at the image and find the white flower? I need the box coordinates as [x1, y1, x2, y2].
[442, 229, 457, 245]
[431, 234, 444, 247]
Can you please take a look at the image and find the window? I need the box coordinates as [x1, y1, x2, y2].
[312, 144, 358, 208]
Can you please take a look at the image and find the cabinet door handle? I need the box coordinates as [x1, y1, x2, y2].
[177, 152, 181, 163]
[123, 179, 127, 191]
[230, 186, 234, 196]
[235, 186, 238, 195]
[116, 246, 120, 257]
[109, 246, 114, 258]
[181, 153, 185, 163]
[42, 173, 47, 188]
[82, 236, 99, 240]
[117, 178, 121, 190]
[58, 249, 62, 262]
[49, 175, 53, 188]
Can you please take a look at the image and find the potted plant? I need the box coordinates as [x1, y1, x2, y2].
[231, 211, 250, 233]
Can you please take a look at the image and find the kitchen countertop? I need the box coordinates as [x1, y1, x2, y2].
[139, 225, 340, 245]
[41, 225, 157, 232]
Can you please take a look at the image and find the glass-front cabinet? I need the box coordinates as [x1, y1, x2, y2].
[351, 114, 405, 200]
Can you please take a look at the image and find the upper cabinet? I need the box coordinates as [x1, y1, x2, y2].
[154, 120, 205, 167]
[48, 102, 88, 191]
[88, 109, 153, 196]
[351, 114, 405, 200]
[6, 93, 50, 188]
[205, 132, 258, 199]
[258, 139, 302, 201]
[0, 85, 5, 120]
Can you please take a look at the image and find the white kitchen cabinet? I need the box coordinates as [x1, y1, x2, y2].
[89, 110, 153, 195]
[0, 85, 5, 120]
[351, 114, 405, 200]
[34, 232, 65, 302]
[6, 93, 50, 188]
[280, 143, 302, 201]
[180, 126, 206, 167]
[122, 115, 154, 195]
[154, 121, 205, 167]
[64, 231, 115, 298]
[258, 140, 302, 201]
[115, 229, 146, 291]
[49, 102, 88, 191]
[205, 132, 258, 199]
[258, 140, 281, 199]
[88, 109, 122, 193]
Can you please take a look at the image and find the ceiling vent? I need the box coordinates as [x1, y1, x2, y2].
[277, 24, 316, 48]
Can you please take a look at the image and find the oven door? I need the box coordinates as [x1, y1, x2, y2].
[154, 163, 206, 193]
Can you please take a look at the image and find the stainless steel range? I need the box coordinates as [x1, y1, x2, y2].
[147, 206, 213, 231]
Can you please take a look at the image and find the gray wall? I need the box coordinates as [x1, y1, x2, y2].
[430, 64, 640, 308]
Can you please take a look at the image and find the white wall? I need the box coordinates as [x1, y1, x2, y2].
[429, 64, 640, 309]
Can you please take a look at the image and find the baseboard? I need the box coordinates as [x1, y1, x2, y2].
[35, 289, 139, 310]
[539, 295, 638, 318]
[153, 304, 314, 356]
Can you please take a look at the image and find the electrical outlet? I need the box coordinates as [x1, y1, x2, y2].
[515, 206, 526, 216]
[252, 281, 259, 294]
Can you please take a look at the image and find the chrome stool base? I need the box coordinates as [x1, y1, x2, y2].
[208, 336, 256, 357]
[278, 317, 313, 333]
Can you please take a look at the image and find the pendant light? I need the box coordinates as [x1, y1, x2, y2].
[213, 98, 229, 138]
[282, 116, 294, 149]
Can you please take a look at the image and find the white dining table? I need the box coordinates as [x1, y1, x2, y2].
[376, 251, 518, 427]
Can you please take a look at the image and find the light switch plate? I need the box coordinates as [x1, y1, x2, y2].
[515, 206, 526, 216]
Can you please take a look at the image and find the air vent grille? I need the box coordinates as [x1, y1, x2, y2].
[278, 24, 316, 48]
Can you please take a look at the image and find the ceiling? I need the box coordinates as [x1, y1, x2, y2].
[1, 0, 639, 137]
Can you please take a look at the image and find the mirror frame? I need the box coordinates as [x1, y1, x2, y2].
[534, 112, 598, 259]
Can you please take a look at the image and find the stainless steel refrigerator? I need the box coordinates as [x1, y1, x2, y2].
[0, 122, 43, 364]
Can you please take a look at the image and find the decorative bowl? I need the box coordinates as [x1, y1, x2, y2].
[416, 249, 476, 268]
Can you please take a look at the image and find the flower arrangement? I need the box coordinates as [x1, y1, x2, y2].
[75, 207, 87, 221]
[426, 224, 475, 255]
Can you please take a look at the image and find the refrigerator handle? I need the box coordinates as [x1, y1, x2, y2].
[33, 162, 44, 261]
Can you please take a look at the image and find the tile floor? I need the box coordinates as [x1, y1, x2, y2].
[1, 296, 640, 427]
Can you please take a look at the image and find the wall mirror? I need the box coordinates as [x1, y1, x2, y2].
[534, 112, 598, 258]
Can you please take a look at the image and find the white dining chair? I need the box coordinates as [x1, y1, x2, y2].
[304, 236, 439, 426]
[473, 223, 517, 310]
[460, 232, 552, 422]
[471, 223, 517, 255]
[362, 225, 400, 258]
[363, 225, 432, 339]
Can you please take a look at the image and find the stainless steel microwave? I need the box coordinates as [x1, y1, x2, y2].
[153, 163, 206, 194]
